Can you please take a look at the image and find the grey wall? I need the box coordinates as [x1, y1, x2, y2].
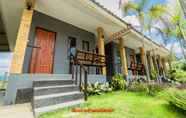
[23, 11, 96, 74]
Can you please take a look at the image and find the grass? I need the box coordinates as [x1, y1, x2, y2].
[0, 80, 7, 90]
[39, 91, 186, 118]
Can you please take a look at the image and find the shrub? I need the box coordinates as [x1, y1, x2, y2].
[127, 81, 166, 96]
[168, 61, 186, 83]
[111, 74, 126, 91]
[176, 78, 186, 84]
[168, 69, 177, 81]
[165, 88, 186, 111]
[87, 82, 101, 95]
[175, 71, 186, 83]
[100, 82, 112, 92]
[181, 63, 186, 71]
[150, 70, 158, 80]
[128, 82, 148, 92]
[147, 83, 166, 96]
[84, 82, 112, 96]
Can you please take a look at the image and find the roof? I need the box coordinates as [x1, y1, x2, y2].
[0, 12, 9, 51]
[89, 0, 169, 53]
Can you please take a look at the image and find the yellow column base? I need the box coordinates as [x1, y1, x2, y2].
[140, 47, 145, 65]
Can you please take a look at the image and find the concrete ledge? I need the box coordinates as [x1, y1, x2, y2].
[16, 88, 33, 104]
[4, 74, 106, 105]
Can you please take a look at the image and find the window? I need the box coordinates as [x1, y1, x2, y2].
[82, 40, 89, 51]
[68, 37, 76, 48]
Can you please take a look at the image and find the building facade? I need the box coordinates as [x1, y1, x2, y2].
[0, 0, 170, 113]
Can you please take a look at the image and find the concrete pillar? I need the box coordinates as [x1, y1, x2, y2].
[139, 47, 145, 65]
[152, 56, 157, 72]
[157, 55, 163, 75]
[146, 51, 152, 72]
[10, 6, 34, 73]
[119, 38, 128, 77]
[97, 27, 106, 75]
[158, 55, 162, 67]
[168, 59, 172, 70]
[140, 47, 150, 80]
[148, 53, 155, 73]
[161, 58, 167, 75]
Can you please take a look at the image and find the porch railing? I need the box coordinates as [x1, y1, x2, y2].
[129, 63, 145, 76]
[71, 50, 106, 101]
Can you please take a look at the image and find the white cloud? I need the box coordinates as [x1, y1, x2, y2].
[166, 42, 182, 54]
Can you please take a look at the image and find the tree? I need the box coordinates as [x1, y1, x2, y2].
[178, 0, 186, 18]
[171, 14, 186, 59]
[156, 5, 186, 60]
[123, 0, 155, 79]
[121, 0, 186, 60]
[122, 0, 148, 31]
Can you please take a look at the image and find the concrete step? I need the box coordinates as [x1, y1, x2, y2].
[29, 74, 72, 80]
[34, 85, 79, 96]
[34, 99, 84, 116]
[33, 79, 74, 87]
[32, 78, 84, 116]
[34, 91, 84, 108]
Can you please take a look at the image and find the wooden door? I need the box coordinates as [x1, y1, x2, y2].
[29, 28, 56, 73]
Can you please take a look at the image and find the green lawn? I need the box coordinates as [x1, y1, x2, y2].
[0, 80, 7, 90]
[39, 91, 186, 118]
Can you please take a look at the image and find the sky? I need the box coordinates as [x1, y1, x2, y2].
[0, 53, 12, 75]
[95, 0, 169, 28]
[0, 0, 182, 74]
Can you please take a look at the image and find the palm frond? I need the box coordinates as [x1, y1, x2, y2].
[158, 28, 170, 44]
[171, 15, 181, 24]
[149, 4, 167, 19]
[122, 2, 138, 15]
